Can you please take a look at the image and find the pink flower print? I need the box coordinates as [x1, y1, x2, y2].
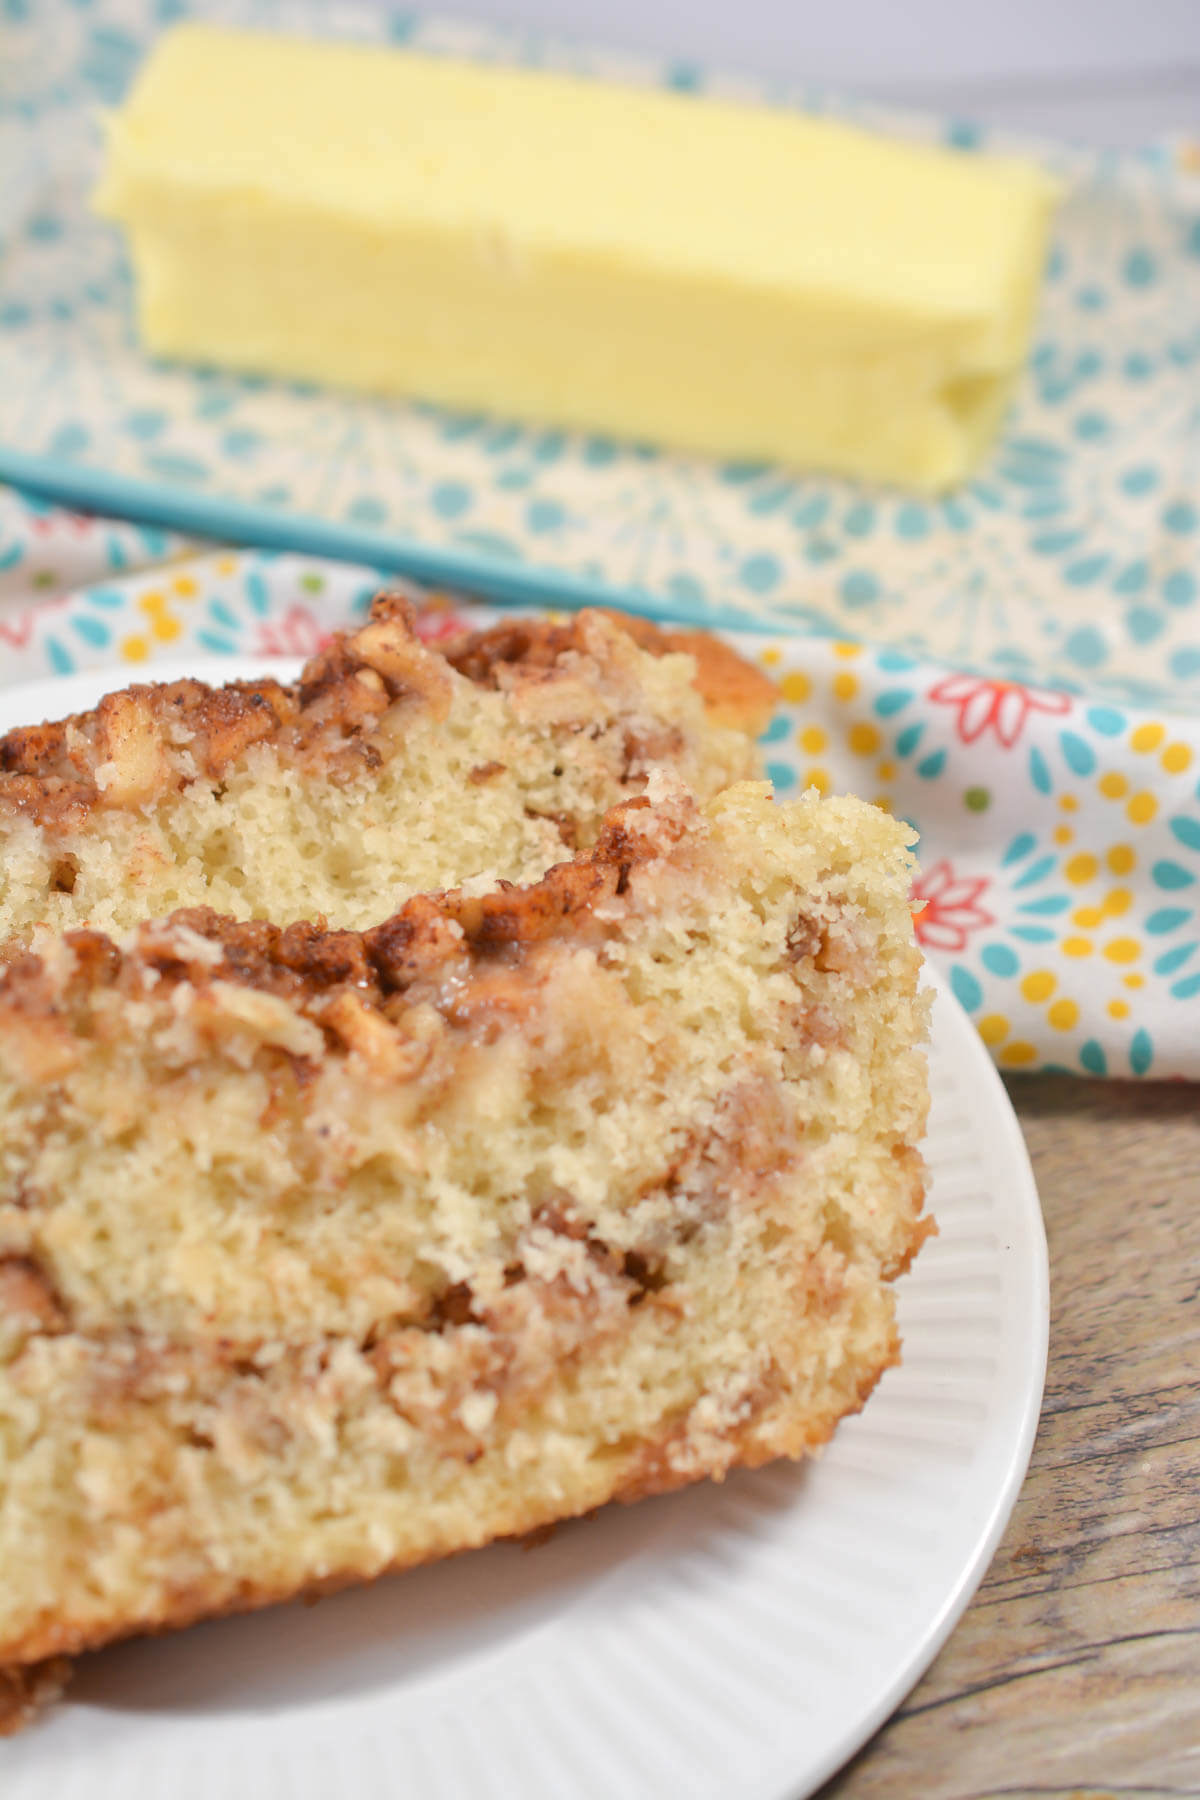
[928, 674, 1071, 748]
[31, 511, 94, 537]
[0, 613, 35, 649]
[255, 607, 333, 658]
[910, 861, 995, 953]
[414, 601, 470, 644]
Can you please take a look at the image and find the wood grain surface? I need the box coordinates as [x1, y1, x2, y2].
[819, 1074, 1200, 1800]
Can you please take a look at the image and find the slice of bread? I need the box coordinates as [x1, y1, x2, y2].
[0, 598, 774, 945]
[0, 777, 929, 1684]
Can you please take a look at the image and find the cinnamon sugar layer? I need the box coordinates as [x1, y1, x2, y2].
[0, 601, 766, 946]
[0, 652, 931, 1733]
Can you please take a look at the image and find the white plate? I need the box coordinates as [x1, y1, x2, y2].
[0, 662, 1049, 1800]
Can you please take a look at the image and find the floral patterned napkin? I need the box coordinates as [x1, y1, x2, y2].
[2, 483, 1197, 1080]
[4, 0, 1200, 713]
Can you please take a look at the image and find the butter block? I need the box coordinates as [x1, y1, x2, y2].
[96, 24, 1058, 492]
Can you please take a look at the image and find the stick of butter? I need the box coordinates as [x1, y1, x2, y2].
[96, 24, 1058, 492]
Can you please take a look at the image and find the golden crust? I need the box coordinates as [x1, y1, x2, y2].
[0, 1307, 902, 1677]
[445, 606, 779, 736]
[0, 1346, 792, 1674]
[0, 1656, 72, 1737]
[598, 611, 779, 735]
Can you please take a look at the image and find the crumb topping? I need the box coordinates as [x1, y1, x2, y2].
[0, 598, 773, 833]
[445, 607, 778, 736]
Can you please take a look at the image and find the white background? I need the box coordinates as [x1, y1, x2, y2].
[403, 0, 1200, 145]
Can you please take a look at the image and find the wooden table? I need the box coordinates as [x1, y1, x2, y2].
[820, 1075, 1200, 1799]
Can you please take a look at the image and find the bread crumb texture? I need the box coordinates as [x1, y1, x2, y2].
[0, 597, 765, 944]
[0, 606, 928, 1713]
